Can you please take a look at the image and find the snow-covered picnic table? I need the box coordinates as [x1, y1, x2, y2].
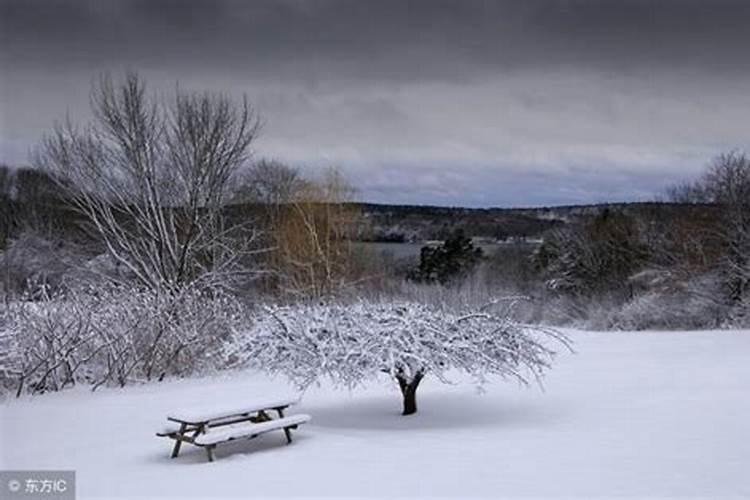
[156, 395, 311, 462]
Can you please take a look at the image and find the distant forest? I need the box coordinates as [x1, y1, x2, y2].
[352, 201, 719, 243]
[0, 163, 722, 248]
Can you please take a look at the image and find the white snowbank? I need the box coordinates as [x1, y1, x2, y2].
[1, 329, 749, 499]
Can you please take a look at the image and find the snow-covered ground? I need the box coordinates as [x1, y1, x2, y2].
[2, 329, 749, 499]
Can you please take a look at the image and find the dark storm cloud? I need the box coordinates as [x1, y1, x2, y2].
[4, 0, 750, 79]
[2, 0, 750, 206]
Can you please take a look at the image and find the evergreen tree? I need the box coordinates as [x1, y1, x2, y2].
[409, 229, 483, 284]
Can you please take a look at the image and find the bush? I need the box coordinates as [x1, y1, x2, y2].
[3, 284, 244, 397]
[539, 271, 727, 331]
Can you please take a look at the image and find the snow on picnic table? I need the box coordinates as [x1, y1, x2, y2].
[167, 395, 301, 424]
[1, 329, 749, 499]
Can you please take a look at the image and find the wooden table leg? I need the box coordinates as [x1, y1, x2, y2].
[191, 424, 205, 439]
[171, 423, 187, 458]
[276, 408, 292, 443]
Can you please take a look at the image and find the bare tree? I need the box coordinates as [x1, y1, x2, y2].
[668, 152, 750, 304]
[35, 73, 262, 292]
[535, 209, 647, 298]
[236, 162, 361, 299]
[235, 159, 304, 217]
[275, 168, 360, 299]
[665, 181, 709, 204]
[704, 153, 750, 303]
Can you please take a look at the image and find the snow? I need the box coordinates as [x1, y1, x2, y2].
[193, 415, 311, 446]
[167, 396, 301, 424]
[2, 329, 749, 499]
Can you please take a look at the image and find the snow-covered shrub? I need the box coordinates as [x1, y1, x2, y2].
[383, 268, 540, 325]
[0, 308, 20, 396]
[609, 291, 721, 331]
[721, 294, 750, 328]
[228, 300, 570, 415]
[6, 284, 244, 396]
[535, 210, 648, 298]
[529, 292, 615, 329]
[9, 289, 95, 396]
[83, 285, 243, 388]
[589, 272, 726, 331]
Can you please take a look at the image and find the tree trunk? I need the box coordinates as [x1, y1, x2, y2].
[396, 371, 424, 416]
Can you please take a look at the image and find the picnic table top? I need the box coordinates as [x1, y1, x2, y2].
[167, 395, 300, 425]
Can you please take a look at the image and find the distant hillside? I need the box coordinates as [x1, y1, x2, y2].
[352, 202, 718, 242]
[0, 183, 718, 249]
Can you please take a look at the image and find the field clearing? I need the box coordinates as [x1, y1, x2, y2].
[2, 329, 749, 499]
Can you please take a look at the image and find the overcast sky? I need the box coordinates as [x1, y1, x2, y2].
[2, 0, 749, 207]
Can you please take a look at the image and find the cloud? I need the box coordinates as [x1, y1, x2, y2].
[1, 0, 749, 206]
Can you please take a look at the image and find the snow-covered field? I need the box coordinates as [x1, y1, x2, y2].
[2, 329, 749, 499]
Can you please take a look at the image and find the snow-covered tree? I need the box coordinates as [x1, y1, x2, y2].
[36, 72, 262, 292]
[667, 151, 750, 307]
[229, 300, 570, 415]
[535, 209, 647, 297]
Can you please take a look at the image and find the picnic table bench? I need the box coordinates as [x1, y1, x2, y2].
[156, 396, 311, 462]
